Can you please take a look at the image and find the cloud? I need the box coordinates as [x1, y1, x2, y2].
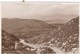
[2, 2, 79, 21]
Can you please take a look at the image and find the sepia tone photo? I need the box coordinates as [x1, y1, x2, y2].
[2, 2, 79, 54]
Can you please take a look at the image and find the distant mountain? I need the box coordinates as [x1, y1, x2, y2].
[45, 20, 66, 24]
[50, 24, 64, 28]
[2, 30, 19, 51]
[2, 18, 57, 39]
[48, 16, 79, 52]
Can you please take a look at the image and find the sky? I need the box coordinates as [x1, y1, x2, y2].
[2, 2, 79, 23]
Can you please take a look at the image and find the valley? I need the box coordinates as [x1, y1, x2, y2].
[2, 16, 79, 54]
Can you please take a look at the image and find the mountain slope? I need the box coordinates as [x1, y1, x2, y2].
[2, 30, 19, 51]
[49, 16, 79, 52]
[2, 18, 57, 39]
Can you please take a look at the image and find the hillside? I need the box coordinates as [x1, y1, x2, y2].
[47, 16, 79, 52]
[2, 30, 19, 51]
[2, 18, 57, 39]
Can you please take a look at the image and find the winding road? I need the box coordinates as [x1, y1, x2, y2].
[19, 39, 67, 54]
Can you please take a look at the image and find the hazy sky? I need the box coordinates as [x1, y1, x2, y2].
[2, 2, 79, 22]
